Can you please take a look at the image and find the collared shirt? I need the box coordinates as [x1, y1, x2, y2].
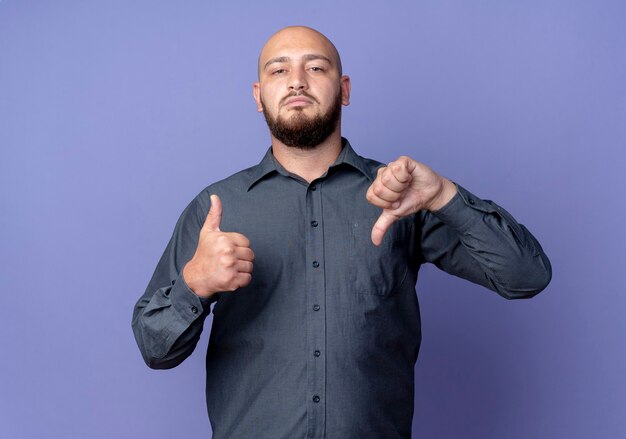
[132, 138, 551, 439]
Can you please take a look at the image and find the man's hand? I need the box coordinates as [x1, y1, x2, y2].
[366, 156, 457, 246]
[182, 194, 255, 298]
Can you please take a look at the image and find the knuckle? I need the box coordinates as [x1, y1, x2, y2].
[394, 158, 409, 170]
[220, 255, 235, 267]
[221, 245, 235, 255]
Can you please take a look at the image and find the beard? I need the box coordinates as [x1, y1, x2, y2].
[261, 90, 342, 150]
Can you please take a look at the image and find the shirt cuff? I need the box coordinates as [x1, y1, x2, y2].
[430, 184, 497, 232]
[169, 272, 215, 321]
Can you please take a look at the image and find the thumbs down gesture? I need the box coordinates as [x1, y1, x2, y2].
[183, 194, 255, 298]
[366, 156, 458, 246]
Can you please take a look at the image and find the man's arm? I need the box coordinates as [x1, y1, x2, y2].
[131, 197, 213, 369]
[366, 156, 551, 299]
[419, 184, 552, 298]
[132, 193, 255, 369]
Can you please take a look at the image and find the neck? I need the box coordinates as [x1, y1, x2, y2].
[271, 130, 343, 183]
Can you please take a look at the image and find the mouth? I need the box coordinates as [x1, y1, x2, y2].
[282, 94, 316, 108]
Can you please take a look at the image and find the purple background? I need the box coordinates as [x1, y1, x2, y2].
[1, 1, 625, 438]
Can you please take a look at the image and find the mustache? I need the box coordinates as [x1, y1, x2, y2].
[280, 91, 319, 106]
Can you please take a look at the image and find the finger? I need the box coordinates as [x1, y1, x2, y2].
[236, 260, 254, 274]
[371, 211, 399, 246]
[370, 179, 403, 203]
[366, 184, 401, 209]
[389, 157, 414, 183]
[379, 166, 409, 193]
[236, 272, 252, 289]
[203, 194, 223, 232]
[227, 232, 251, 248]
[234, 246, 255, 262]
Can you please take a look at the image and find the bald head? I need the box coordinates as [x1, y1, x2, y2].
[258, 26, 343, 78]
[252, 25, 351, 149]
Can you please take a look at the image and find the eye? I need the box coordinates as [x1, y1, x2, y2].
[309, 66, 325, 72]
[272, 68, 287, 75]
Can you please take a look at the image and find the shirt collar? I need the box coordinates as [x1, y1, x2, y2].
[246, 138, 374, 191]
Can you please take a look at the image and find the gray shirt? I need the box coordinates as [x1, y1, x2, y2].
[132, 138, 551, 439]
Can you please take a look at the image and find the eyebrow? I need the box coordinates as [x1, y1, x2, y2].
[263, 54, 333, 71]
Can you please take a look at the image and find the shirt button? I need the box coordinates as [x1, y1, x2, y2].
[310, 185, 317, 191]
[311, 220, 318, 227]
[312, 395, 320, 403]
[468, 198, 475, 205]
[191, 306, 198, 314]
[312, 261, 319, 268]
[314, 350, 321, 357]
[313, 304, 320, 311]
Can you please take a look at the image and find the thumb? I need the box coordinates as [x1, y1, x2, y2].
[203, 194, 223, 231]
[371, 211, 399, 246]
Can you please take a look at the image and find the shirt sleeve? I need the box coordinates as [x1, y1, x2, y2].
[131, 193, 218, 369]
[417, 184, 552, 299]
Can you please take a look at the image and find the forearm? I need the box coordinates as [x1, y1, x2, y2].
[131, 194, 217, 368]
[132, 272, 214, 369]
[422, 184, 552, 299]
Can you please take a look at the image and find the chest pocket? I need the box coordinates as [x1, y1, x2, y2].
[349, 216, 412, 296]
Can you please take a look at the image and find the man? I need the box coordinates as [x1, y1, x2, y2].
[132, 26, 551, 438]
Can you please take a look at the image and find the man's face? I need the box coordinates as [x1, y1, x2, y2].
[253, 27, 351, 149]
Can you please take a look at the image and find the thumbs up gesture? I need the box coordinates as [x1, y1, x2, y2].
[366, 156, 458, 246]
[182, 194, 255, 298]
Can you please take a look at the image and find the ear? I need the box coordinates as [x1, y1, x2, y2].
[253, 82, 263, 112]
[340, 75, 351, 106]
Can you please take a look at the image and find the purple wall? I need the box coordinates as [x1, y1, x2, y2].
[1, 1, 625, 438]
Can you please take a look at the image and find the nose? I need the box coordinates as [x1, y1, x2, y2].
[288, 67, 308, 91]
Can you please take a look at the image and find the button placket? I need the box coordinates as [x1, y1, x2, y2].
[305, 181, 326, 438]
